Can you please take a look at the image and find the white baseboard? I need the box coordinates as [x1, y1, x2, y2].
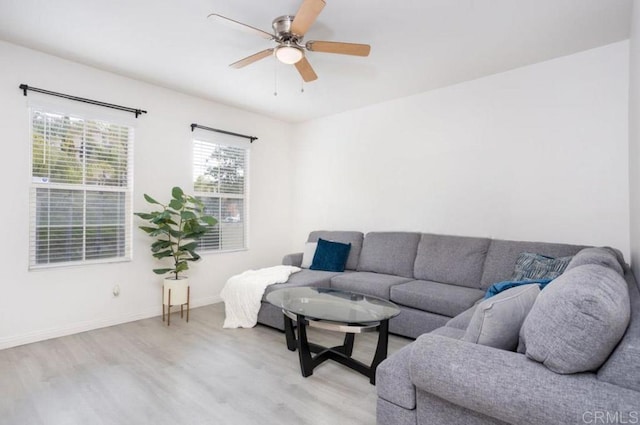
[0, 295, 222, 351]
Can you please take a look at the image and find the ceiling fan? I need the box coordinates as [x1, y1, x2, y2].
[208, 0, 371, 82]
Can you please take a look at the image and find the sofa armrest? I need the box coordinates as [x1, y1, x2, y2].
[410, 334, 640, 425]
[282, 252, 303, 267]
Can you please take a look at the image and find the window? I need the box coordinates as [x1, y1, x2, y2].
[29, 108, 133, 269]
[193, 133, 249, 252]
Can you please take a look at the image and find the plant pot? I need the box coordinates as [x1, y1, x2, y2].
[162, 277, 190, 326]
[163, 277, 189, 306]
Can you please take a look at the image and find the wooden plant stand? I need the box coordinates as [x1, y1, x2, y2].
[162, 285, 190, 326]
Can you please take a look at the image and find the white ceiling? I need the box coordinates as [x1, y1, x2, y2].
[0, 0, 632, 123]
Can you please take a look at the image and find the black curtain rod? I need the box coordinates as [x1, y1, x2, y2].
[191, 123, 257, 143]
[19, 84, 147, 118]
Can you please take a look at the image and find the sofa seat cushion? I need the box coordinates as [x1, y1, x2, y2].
[262, 269, 343, 301]
[308, 231, 364, 271]
[376, 343, 416, 410]
[391, 280, 485, 317]
[330, 272, 411, 299]
[357, 232, 421, 278]
[414, 233, 490, 288]
[429, 326, 465, 340]
[520, 264, 630, 374]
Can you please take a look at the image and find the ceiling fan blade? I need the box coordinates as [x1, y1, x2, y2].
[294, 57, 318, 82]
[230, 49, 274, 69]
[291, 0, 326, 36]
[208, 13, 274, 40]
[306, 41, 371, 57]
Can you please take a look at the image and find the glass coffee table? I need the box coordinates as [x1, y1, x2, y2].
[266, 287, 401, 385]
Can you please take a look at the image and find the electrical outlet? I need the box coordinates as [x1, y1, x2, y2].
[113, 284, 120, 297]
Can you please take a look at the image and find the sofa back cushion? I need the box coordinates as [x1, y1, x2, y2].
[357, 232, 421, 278]
[597, 272, 640, 392]
[480, 239, 586, 289]
[308, 231, 364, 271]
[519, 264, 630, 374]
[565, 247, 625, 276]
[414, 234, 490, 288]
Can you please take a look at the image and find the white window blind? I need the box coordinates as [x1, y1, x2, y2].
[29, 108, 133, 269]
[193, 134, 249, 252]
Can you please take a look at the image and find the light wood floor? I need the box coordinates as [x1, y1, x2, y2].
[0, 303, 411, 425]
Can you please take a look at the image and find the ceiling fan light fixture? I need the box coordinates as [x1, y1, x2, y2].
[275, 45, 303, 64]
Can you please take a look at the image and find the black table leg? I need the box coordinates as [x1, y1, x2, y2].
[284, 314, 297, 351]
[369, 319, 390, 385]
[342, 332, 355, 357]
[296, 314, 314, 377]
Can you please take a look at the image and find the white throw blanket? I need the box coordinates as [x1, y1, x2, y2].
[221, 265, 301, 328]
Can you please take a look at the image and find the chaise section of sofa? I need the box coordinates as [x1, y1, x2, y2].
[376, 246, 640, 425]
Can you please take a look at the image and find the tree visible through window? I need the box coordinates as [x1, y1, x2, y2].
[29, 109, 133, 268]
[193, 138, 248, 251]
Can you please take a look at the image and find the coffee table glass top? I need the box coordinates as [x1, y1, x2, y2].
[266, 287, 401, 324]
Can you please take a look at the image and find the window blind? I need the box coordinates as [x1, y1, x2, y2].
[29, 109, 133, 268]
[193, 136, 249, 252]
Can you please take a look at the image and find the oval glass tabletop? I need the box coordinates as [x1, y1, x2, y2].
[266, 287, 401, 324]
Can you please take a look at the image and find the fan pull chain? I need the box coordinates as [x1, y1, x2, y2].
[273, 59, 278, 97]
[301, 79, 304, 93]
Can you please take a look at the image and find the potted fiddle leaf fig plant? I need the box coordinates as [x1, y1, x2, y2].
[134, 186, 217, 323]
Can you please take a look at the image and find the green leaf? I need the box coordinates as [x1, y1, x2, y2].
[148, 228, 171, 237]
[186, 252, 201, 262]
[144, 194, 161, 205]
[150, 211, 172, 224]
[152, 249, 174, 259]
[181, 210, 197, 220]
[172, 187, 184, 200]
[134, 212, 155, 220]
[151, 240, 173, 252]
[168, 199, 184, 210]
[139, 226, 159, 234]
[183, 231, 206, 239]
[153, 268, 173, 275]
[175, 261, 189, 272]
[167, 228, 183, 238]
[201, 216, 217, 226]
[179, 241, 198, 252]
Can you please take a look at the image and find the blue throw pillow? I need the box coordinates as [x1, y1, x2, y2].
[310, 238, 352, 272]
[484, 278, 552, 299]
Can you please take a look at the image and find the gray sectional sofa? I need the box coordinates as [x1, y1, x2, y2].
[257, 230, 640, 425]
[258, 230, 585, 339]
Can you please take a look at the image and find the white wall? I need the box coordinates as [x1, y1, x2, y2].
[0, 41, 293, 349]
[291, 42, 630, 258]
[630, 0, 640, 279]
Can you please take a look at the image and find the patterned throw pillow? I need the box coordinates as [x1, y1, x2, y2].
[511, 252, 572, 281]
